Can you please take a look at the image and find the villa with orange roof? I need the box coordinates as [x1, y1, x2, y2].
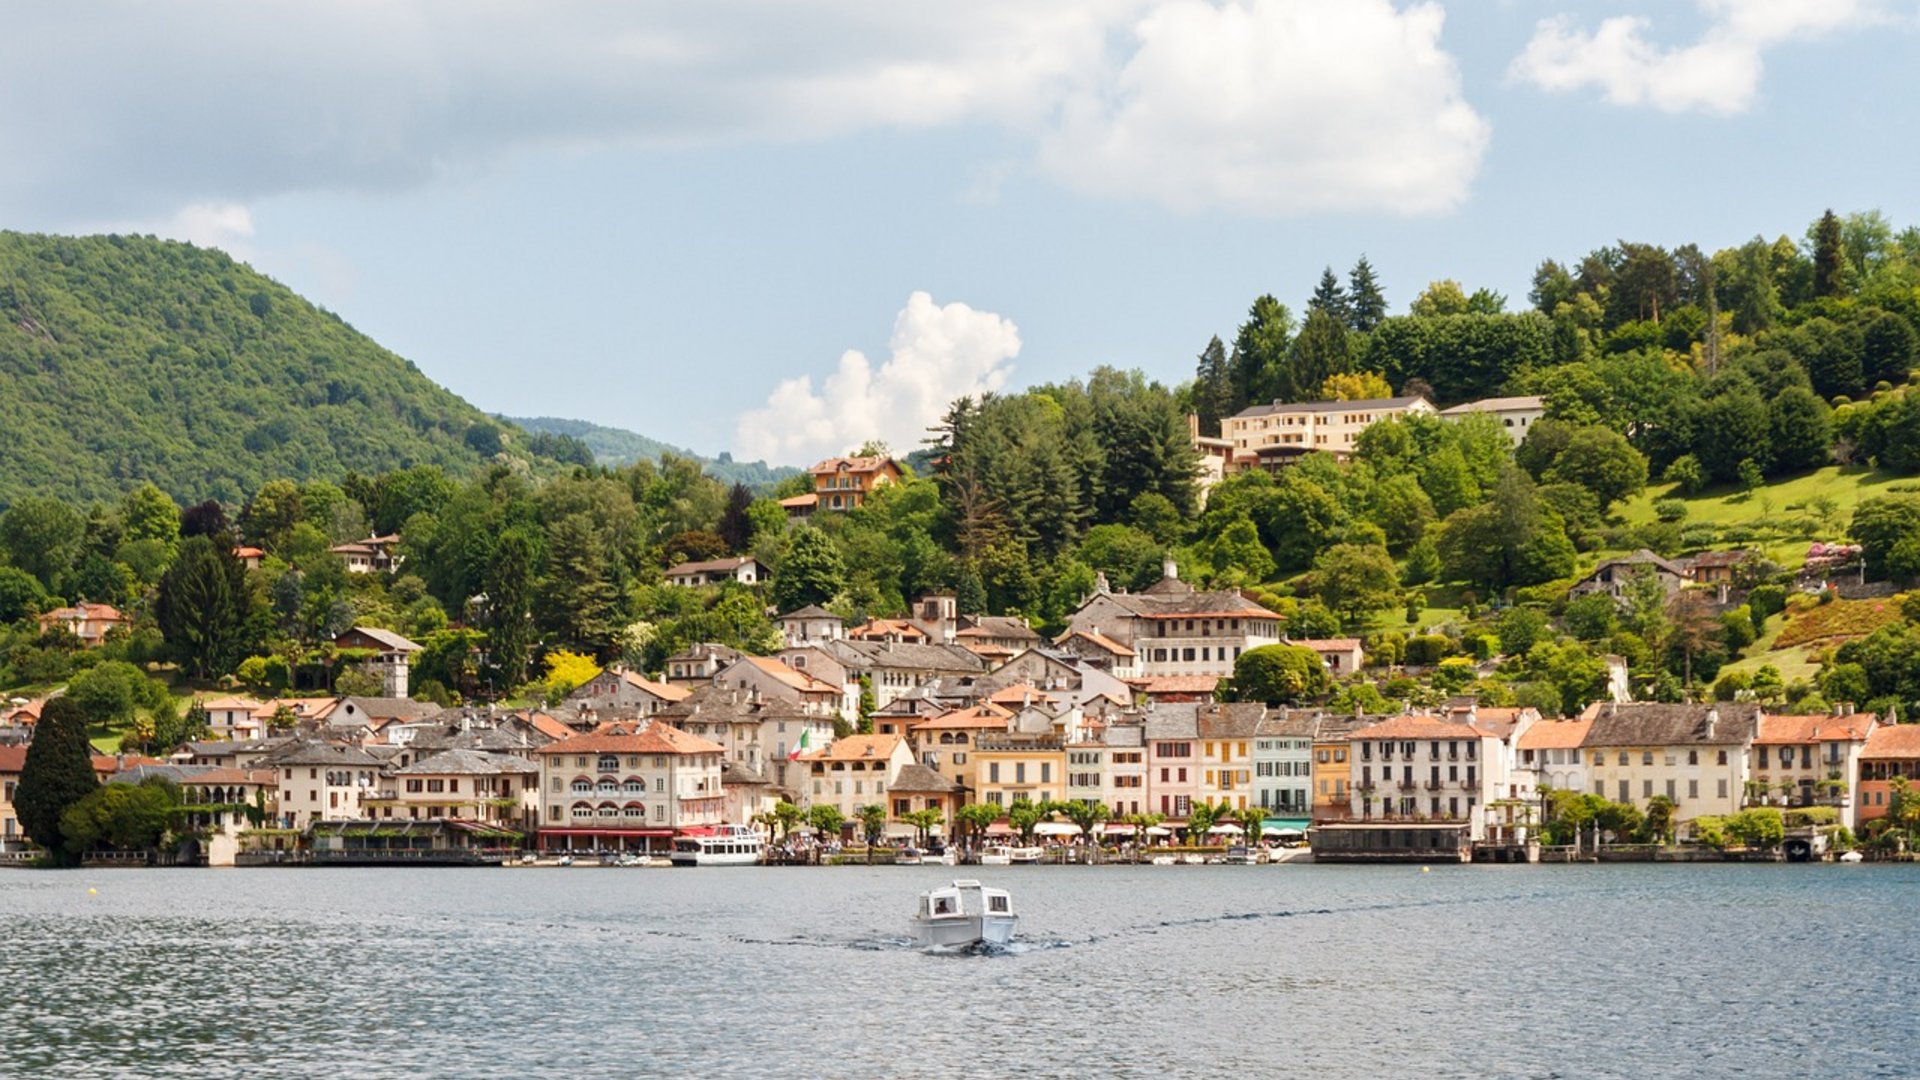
[908, 704, 1010, 796]
[1053, 628, 1139, 679]
[716, 656, 843, 718]
[1515, 715, 1595, 801]
[808, 454, 903, 512]
[533, 721, 726, 853]
[1750, 711, 1875, 828]
[1345, 712, 1506, 838]
[799, 733, 915, 824]
[37, 601, 130, 647]
[1858, 722, 1920, 826]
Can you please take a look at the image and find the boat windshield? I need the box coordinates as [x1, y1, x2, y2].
[986, 894, 1009, 913]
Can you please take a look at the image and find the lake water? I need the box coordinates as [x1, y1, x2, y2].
[2, 863, 1914, 1079]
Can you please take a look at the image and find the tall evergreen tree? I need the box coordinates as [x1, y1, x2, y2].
[1192, 335, 1233, 436]
[1285, 308, 1352, 402]
[1308, 266, 1352, 327]
[14, 697, 100, 864]
[716, 482, 754, 553]
[1228, 295, 1293, 409]
[156, 535, 254, 678]
[1813, 209, 1848, 298]
[483, 528, 537, 690]
[1347, 256, 1387, 332]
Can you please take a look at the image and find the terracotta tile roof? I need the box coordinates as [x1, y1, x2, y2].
[779, 493, 819, 508]
[39, 602, 128, 622]
[987, 684, 1063, 708]
[617, 670, 692, 702]
[1292, 638, 1363, 651]
[1517, 717, 1594, 751]
[1755, 713, 1874, 746]
[910, 705, 1012, 731]
[741, 656, 839, 695]
[808, 455, 897, 475]
[1349, 713, 1485, 741]
[0, 745, 26, 773]
[800, 733, 903, 763]
[1861, 724, 1920, 760]
[202, 696, 267, 712]
[849, 618, 928, 641]
[525, 712, 577, 742]
[533, 720, 723, 757]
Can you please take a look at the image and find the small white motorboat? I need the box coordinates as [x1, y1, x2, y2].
[1839, 850, 1865, 863]
[978, 845, 1014, 866]
[1006, 846, 1044, 864]
[911, 879, 1017, 950]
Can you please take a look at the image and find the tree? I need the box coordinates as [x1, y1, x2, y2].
[541, 650, 603, 703]
[1229, 295, 1294, 409]
[1861, 311, 1918, 387]
[853, 803, 888, 861]
[68, 660, 164, 739]
[1006, 798, 1052, 845]
[1411, 280, 1471, 318]
[1347, 256, 1387, 332]
[1435, 467, 1576, 592]
[806, 802, 846, 840]
[119, 483, 182, 551]
[1812, 209, 1848, 298]
[61, 777, 181, 853]
[1229, 644, 1332, 705]
[1496, 606, 1550, 656]
[1308, 266, 1351, 326]
[1321, 371, 1394, 402]
[1851, 496, 1920, 580]
[1767, 386, 1832, 474]
[156, 535, 255, 679]
[1692, 389, 1771, 484]
[1185, 799, 1221, 843]
[1057, 799, 1109, 843]
[0, 566, 47, 623]
[13, 698, 100, 862]
[716, 483, 755, 554]
[954, 802, 1001, 847]
[482, 528, 537, 692]
[0, 496, 85, 590]
[1286, 308, 1352, 403]
[1192, 335, 1234, 437]
[901, 807, 946, 847]
[772, 525, 845, 612]
[1545, 427, 1647, 508]
[1310, 543, 1400, 627]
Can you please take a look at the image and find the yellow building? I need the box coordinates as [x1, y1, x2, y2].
[1197, 703, 1262, 812]
[971, 732, 1067, 808]
[906, 705, 1010, 799]
[1310, 714, 1370, 821]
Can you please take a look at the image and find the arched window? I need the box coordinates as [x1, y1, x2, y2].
[570, 801, 594, 819]
[571, 777, 592, 794]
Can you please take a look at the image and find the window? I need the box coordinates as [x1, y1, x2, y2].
[1618, 752, 1629, 766]
[1618, 780, 1629, 802]
[1641, 751, 1653, 766]
[1717, 779, 1728, 799]
[1688, 779, 1699, 799]
[1665, 779, 1676, 800]
[1688, 750, 1698, 766]
[1717, 750, 1728, 766]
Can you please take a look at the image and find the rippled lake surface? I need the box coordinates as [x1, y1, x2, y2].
[3, 862, 1915, 1078]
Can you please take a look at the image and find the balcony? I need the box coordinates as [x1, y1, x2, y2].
[1425, 779, 1446, 790]
[1397, 780, 1417, 791]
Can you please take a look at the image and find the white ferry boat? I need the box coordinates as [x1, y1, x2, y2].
[669, 824, 765, 866]
[910, 879, 1017, 950]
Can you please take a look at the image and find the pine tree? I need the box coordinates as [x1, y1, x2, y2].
[1347, 256, 1387, 332]
[1229, 295, 1293, 408]
[1193, 335, 1233, 436]
[1813, 208, 1848, 298]
[541, 514, 619, 659]
[14, 697, 100, 863]
[156, 535, 254, 678]
[1308, 266, 1351, 327]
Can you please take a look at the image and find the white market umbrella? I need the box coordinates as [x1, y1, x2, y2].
[1145, 825, 1173, 837]
[1034, 822, 1082, 837]
[1209, 823, 1245, 835]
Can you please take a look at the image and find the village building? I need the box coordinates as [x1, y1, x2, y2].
[1052, 628, 1140, 680]
[566, 667, 692, 719]
[800, 733, 915, 821]
[364, 748, 540, 832]
[908, 704, 1011, 798]
[886, 764, 959, 839]
[533, 721, 727, 852]
[1143, 705, 1201, 821]
[1196, 702, 1264, 813]
[1750, 711, 1875, 828]
[808, 455, 903, 512]
[329, 533, 402, 574]
[1439, 395, 1544, 446]
[333, 626, 421, 698]
[776, 605, 845, 648]
[1857, 723, 1920, 825]
[663, 643, 744, 685]
[664, 555, 764, 588]
[264, 740, 387, 829]
[1221, 395, 1437, 470]
[1253, 709, 1318, 819]
[1579, 702, 1759, 820]
[1067, 560, 1283, 680]
[36, 601, 130, 647]
[1310, 713, 1374, 822]
[1568, 550, 1688, 606]
[816, 638, 988, 710]
[1346, 712, 1505, 841]
[1291, 638, 1366, 678]
[1514, 716, 1595, 805]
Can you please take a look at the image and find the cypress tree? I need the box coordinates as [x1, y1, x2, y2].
[717, 483, 755, 553]
[1193, 335, 1233, 436]
[14, 698, 100, 864]
[1813, 209, 1848, 298]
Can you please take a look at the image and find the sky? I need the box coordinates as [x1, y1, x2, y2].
[4, 1, 1918, 466]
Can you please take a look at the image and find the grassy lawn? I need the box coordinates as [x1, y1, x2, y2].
[1608, 465, 1908, 566]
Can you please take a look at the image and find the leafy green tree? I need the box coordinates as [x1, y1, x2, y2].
[1545, 427, 1647, 508]
[60, 777, 181, 853]
[0, 566, 48, 623]
[1435, 467, 1575, 592]
[1310, 543, 1399, 627]
[1496, 606, 1550, 656]
[1851, 496, 1920, 580]
[1561, 592, 1618, 641]
[119, 483, 182, 551]
[901, 807, 946, 847]
[806, 803, 846, 841]
[67, 660, 166, 738]
[1366, 473, 1435, 553]
[1664, 454, 1706, 495]
[1192, 335, 1235, 437]
[1006, 798, 1052, 845]
[156, 535, 256, 678]
[1692, 389, 1772, 484]
[1229, 644, 1332, 705]
[1077, 525, 1164, 592]
[1861, 311, 1918, 387]
[241, 479, 305, 552]
[954, 802, 1001, 845]
[772, 525, 845, 612]
[1229, 295, 1294, 409]
[853, 803, 888, 860]
[0, 496, 85, 590]
[480, 527, 536, 691]
[14, 698, 99, 862]
[1196, 515, 1274, 584]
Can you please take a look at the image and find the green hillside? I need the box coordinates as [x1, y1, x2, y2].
[506, 414, 801, 489]
[0, 232, 507, 506]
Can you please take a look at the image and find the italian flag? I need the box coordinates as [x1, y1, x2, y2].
[788, 729, 813, 761]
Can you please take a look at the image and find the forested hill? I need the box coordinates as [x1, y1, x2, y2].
[504, 415, 800, 489]
[0, 232, 521, 507]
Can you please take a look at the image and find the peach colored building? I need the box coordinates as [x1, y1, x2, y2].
[809, 455, 903, 511]
[1751, 712, 1875, 829]
[1856, 723, 1920, 826]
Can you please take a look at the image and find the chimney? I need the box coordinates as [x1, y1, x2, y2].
[1703, 708, 1718, 739]
[1162, 557, 1179, 582]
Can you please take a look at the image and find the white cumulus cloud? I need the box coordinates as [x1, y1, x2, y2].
[1509, 0, 1889, 115]
[734, 292, 1019, 466]
[1038, 0, 1491, 216]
